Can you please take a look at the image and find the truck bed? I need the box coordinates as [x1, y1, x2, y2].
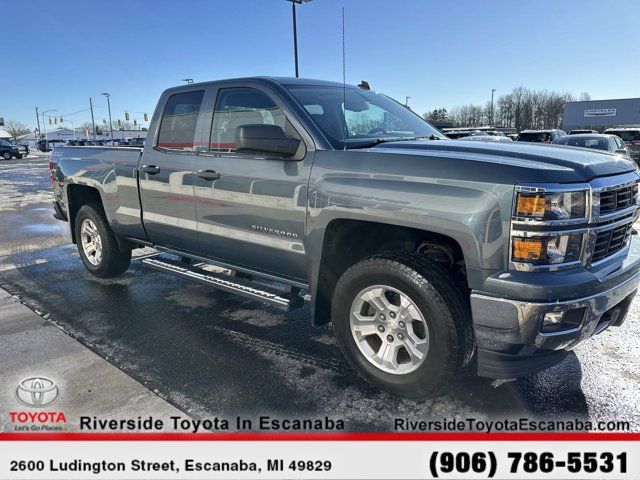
[51, 145, 146, 241]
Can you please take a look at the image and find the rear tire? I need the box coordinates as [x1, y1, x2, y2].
[75, 204, 131, 278]
[331, 252, 473, 398]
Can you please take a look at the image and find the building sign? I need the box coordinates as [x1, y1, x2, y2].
[584, 108, 617, 117]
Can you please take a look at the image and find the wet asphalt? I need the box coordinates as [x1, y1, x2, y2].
[0, 155, 639, 431]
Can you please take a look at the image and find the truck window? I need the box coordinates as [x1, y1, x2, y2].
[209, 88, 293, 152]
[156, 90, 204, 151]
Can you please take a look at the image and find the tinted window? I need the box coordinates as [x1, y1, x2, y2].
[210, 88, 291, 152]
[0, 141, 10, 147]
[516, 132, 552, 143]
[557, 136, 610, 150]
[156, 90, 204, 151]
[607, 130, 640, 143]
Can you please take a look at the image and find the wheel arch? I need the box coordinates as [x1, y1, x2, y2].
[309, 218, 472, 326]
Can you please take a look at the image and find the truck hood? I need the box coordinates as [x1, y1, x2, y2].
[373, 140, 637, 183]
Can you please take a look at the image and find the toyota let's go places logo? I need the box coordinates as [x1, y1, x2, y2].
[15, 376, 59, 408]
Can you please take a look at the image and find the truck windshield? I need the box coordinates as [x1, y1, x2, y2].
[286, 85, 445, 149]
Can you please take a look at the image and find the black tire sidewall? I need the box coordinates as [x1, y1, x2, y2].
[2, 152, 10, 160]
[74, 204, 130, 277]
[75, 206, 109, 274]
[332, 258, 461, 396]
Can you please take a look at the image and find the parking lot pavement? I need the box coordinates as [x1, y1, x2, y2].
[0, 156, 639, 431]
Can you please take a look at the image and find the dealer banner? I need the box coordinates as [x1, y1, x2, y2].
[1, 433, 639, 479]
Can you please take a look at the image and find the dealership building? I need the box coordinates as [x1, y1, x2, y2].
[563, 98, 640, 132]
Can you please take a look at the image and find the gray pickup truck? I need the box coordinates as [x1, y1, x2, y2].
[50, 77, 640, 397]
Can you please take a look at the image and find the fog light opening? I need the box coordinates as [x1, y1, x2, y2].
[541, 307, 586, 333]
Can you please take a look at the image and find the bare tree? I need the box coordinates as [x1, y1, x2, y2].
[444, 87, 587, 131]
[5, 120, 30, 141]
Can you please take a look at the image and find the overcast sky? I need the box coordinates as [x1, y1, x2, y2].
[3, 0, 639, 129]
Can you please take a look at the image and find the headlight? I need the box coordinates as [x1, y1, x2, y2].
[514, 191, 587, 221]
[512, 233, 583, 265]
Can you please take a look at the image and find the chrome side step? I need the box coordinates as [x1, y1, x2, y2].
[142, 257, 304, 312]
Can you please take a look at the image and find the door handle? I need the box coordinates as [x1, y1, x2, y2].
[141, 165, 160, 175]
[197, 169, 221, 181]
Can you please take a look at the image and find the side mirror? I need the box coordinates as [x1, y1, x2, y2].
[235, 124, 301, 157]
[615, 149, 629, 155]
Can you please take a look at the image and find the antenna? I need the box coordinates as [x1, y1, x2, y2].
[342, 7, 347, 151]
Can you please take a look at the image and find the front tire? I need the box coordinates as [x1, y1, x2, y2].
[2, 152, 11, 160]
[331, 253, 472, 398]
[75, 204, 131, 278]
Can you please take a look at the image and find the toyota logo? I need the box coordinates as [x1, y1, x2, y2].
[15, 377, 59, 408]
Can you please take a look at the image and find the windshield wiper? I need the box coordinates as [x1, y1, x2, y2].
[345, 137, 418, 149]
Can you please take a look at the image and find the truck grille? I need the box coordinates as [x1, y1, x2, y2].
[599, 183, 638, 214]
[592, 223, 634, 262]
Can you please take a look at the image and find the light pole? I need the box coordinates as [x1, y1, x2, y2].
[285, 0, 312, 77]
[63, 119, 77, 139]
[42, 109, 57, 144]
[101, 93, 113, 142]
[35, 107, 41, 139]
[182, 78, 193, 84]
[490, 88, 496, 126]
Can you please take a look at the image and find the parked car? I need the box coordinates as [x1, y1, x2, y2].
[0, 140, 23, 159]
[128, 137, 146, 146]
[569, 129, 598, 135]
[604, 127, 640, 162]
[552, 134, 631, 158]
[458, 135, 513, 142]
[49, 76, 640, 397]
[37, 139, 67, 152]
[443, 129, 483, 139]
[515, 129, 566, 143]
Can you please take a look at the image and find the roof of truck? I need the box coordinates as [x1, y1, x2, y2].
[169, 76, 357, 90]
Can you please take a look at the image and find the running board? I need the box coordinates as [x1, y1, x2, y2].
[142, 257, 304, 312]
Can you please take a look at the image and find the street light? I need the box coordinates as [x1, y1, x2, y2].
[285, 0, 312, 77]
[62, 119, 77, 139]
[182, 78, 194, 84]
[41, 109, 57, 144]
[101, 93, 114, 142]
[490, 88, 496, 127]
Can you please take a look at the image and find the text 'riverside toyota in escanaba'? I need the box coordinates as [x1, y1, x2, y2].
[50, 76, 640, 397]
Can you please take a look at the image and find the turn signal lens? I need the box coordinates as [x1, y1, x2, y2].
[512, 234, 583, 265]
[513, 238, 546, 261]
[516, 195, 546, 217]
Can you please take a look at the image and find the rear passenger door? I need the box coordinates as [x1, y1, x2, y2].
[193, 84, 314, 282]
[138, 89, 206, 251]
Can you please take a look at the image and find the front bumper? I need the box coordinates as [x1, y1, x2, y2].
[471, 239, 640, 378]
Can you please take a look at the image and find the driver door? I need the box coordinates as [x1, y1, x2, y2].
[193, 85, 313, 282]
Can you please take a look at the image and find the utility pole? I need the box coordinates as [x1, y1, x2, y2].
[490, 88, 496, 126]
[102, 93, 113, 142]
[89, 97, 96, 140]
[42, 109, 57, 144]
[35, 107, 41, 138]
